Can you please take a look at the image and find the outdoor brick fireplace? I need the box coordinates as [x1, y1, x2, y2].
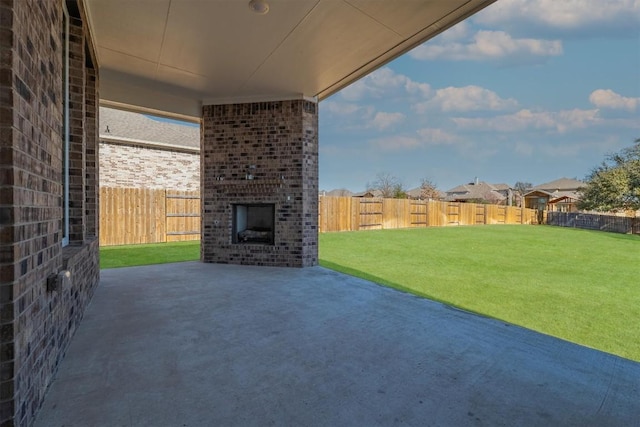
[201, 100, 318, 267]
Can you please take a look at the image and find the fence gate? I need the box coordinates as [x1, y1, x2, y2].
[497, 206, 506, 224]
[447, 203, 460, 225]
[165, 191, 201, 242]
[475, 204, 485, 224]
[411, 201, 428, 227]
[359, 199, 383, 230]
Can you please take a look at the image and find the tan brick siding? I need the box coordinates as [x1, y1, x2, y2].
[99, 142, 200, 191]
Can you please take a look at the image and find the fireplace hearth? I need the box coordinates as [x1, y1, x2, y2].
[232, 203, 275, 245]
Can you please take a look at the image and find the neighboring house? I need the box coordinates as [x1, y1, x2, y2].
[99, 107, 200, 191]
[406, 186, 444, 200]
[524, 178, 584, 212]
[445, 179, 512, 205]
[406, 187, 423, 199]
[353, 189, 383, 198]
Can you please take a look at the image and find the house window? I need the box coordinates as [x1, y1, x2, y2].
[62, 2, 70, 246]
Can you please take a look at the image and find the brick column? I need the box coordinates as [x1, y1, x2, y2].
[85, 66, 98, 238]
[201, 100, 318, 267]
[68, 17, 86, 243]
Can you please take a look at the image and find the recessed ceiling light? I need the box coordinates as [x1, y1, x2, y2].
[249, 0, 269, 15]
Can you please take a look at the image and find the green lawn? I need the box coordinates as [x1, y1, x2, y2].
[100, 241, 200, 269]
[319, 226, 640, 362]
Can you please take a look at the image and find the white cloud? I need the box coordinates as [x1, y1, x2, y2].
[321, 101, 406, 132]
[414, 85, 518, 113]
[589, 89, 639, 111]
[369, 128, 460, 151]
[438, 21, 471, 42]
[369, 112, 405, 131]
[410, 30, 562, 63]
[322, 101, 363, 116]
[416, 128, 458, 145]
[340, 68, 431, 101]
[452, 108, 600, 133]
[554, 109, 601, 132]
[404, 80, 432, 98]
[475, 0, 640, 32]
[340, 80, 370, 102]
[321, 100, 380, 133]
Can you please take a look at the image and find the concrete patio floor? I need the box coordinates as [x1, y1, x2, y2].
[35, 262, 639, 426]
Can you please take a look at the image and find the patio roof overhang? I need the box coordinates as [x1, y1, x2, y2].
[84, 0, 496, 121]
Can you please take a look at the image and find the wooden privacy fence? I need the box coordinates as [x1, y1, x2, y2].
[319, 196, 539, 232]
[99, 190, 539, 245]
[100, 188, 200, 246]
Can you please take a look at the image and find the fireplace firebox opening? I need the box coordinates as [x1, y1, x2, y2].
[232, 203, 275, 245]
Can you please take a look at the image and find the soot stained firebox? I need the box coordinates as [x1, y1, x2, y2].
[232, 203, 275, 245]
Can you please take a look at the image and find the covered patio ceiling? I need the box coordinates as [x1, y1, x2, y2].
[85, 0, 496, 121]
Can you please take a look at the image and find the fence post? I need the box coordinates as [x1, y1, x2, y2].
[164, 189, 168, 243]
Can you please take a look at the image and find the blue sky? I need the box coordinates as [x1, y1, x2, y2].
[319, 0, 640, 192]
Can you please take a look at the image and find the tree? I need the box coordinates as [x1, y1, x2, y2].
[513, 181, 533, 207]
[367, 172, 405, 198]
[578, 140, 640, 212]
[419, 178, 440, 200]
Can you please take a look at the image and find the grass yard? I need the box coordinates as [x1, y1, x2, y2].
[100, 241, 200, 269]
[319, 225, 640, 362]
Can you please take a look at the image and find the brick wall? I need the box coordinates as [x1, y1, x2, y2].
[99, 142, 200, 191]
[0, 1, 100, 425]
[85, 68, 98, 237]
[201, 100, 318, 267]
[68, 15, 86, 243]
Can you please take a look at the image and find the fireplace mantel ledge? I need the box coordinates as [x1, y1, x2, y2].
[212, 179, 286, 188]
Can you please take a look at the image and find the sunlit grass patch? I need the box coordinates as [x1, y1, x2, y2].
[100, 241, 200, 269]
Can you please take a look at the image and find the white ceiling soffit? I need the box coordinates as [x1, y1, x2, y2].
[86, 0, 496, 120]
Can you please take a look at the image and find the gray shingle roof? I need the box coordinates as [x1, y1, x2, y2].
[99, 107, 199, 150]
[532, 177, 584, 192]
[405, 187, 444, 200]
[405, 187, 423, 198]
[492, 183, 511, 191]
[445, 181, 507, 201]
